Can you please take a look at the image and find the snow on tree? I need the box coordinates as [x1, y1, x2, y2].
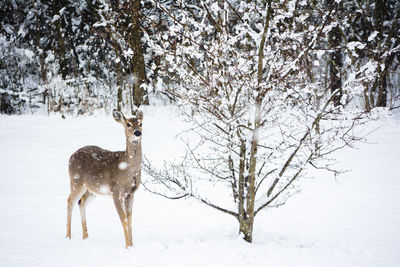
[1, 0, 398, 114]
[142, 0, 387, 242]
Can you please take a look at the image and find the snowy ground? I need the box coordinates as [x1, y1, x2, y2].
[0, 106, 399, 267]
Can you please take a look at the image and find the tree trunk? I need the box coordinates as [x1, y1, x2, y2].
[239, 216, 254, 243]
[115, 48, 123, 111]
[327, 0, 343, 106]
[374, 0, 387, 107]
[237, 0, 272, 243]
[52, 1, 68, 80]
[376, 71, 387, 107]
[237, 140, 248, 240]
[363, 86, 371, 112]
[240, 104, 261, 243]
[129, 0, 148, 107]
[237, 138, 255, 243]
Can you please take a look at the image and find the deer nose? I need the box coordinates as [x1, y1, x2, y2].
[134, 130, 142, 137]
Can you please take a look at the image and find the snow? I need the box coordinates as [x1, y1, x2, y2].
[368, 31, 379, 42]
[347, 41, 366, 51]
[118, 162, 128, 170]
[0, 106, 399, 267]
[99, 185, 110, 194]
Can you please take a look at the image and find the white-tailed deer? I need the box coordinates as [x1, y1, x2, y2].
[66, 109, 143, 248]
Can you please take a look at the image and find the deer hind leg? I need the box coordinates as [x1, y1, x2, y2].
[66, 185, 86, 239]
[112, 192, 131, 248]
[79, 190, 96, 239]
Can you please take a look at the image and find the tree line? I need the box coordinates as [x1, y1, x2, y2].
[0, 0, 399, 114]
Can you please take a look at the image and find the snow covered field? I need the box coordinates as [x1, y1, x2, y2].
[0, 106, 399, 267]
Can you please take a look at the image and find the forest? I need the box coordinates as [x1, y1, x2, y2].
[1, 0, 399, 115]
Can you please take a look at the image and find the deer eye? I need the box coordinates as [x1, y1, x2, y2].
[139, 122, 142, 127]
[126, 123, 132, 127]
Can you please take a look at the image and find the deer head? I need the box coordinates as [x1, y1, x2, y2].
[113, 109, 143, 144]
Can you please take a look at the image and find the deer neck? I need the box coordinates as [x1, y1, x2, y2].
[125, 139, 142, 167]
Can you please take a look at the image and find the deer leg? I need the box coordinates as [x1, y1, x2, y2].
[66, 186, 86, 239]
[124, 193, 135, 247]
[112, 193, 130, 248]
[79, 191, 96, 239]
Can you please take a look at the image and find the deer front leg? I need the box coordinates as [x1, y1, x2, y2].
[112, 192, 130, 248]
[124, 192, 135, 247]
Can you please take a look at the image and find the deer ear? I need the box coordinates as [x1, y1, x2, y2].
[136, 110, 143, 122]
[113, 109, 126, 123]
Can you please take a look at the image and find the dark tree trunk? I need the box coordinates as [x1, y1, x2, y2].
[129, 0, 148, 107]
[327, 0, 343, 106]
[376, 71, 388, 107]
[374, 0, 387, 107]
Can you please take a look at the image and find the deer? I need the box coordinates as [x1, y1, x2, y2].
[66, 109, 143, 248]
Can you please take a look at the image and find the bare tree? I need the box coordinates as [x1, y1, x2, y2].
[142, 0, 377, 243]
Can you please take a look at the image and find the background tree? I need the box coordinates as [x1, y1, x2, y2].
[1, 0, 397, 115]
[0, 0, 40, 114]
[340, 0, 400, 111]
[0, 0, 152, 114]
[95, 0, 149, 111]
[326, 0, 343, 107]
